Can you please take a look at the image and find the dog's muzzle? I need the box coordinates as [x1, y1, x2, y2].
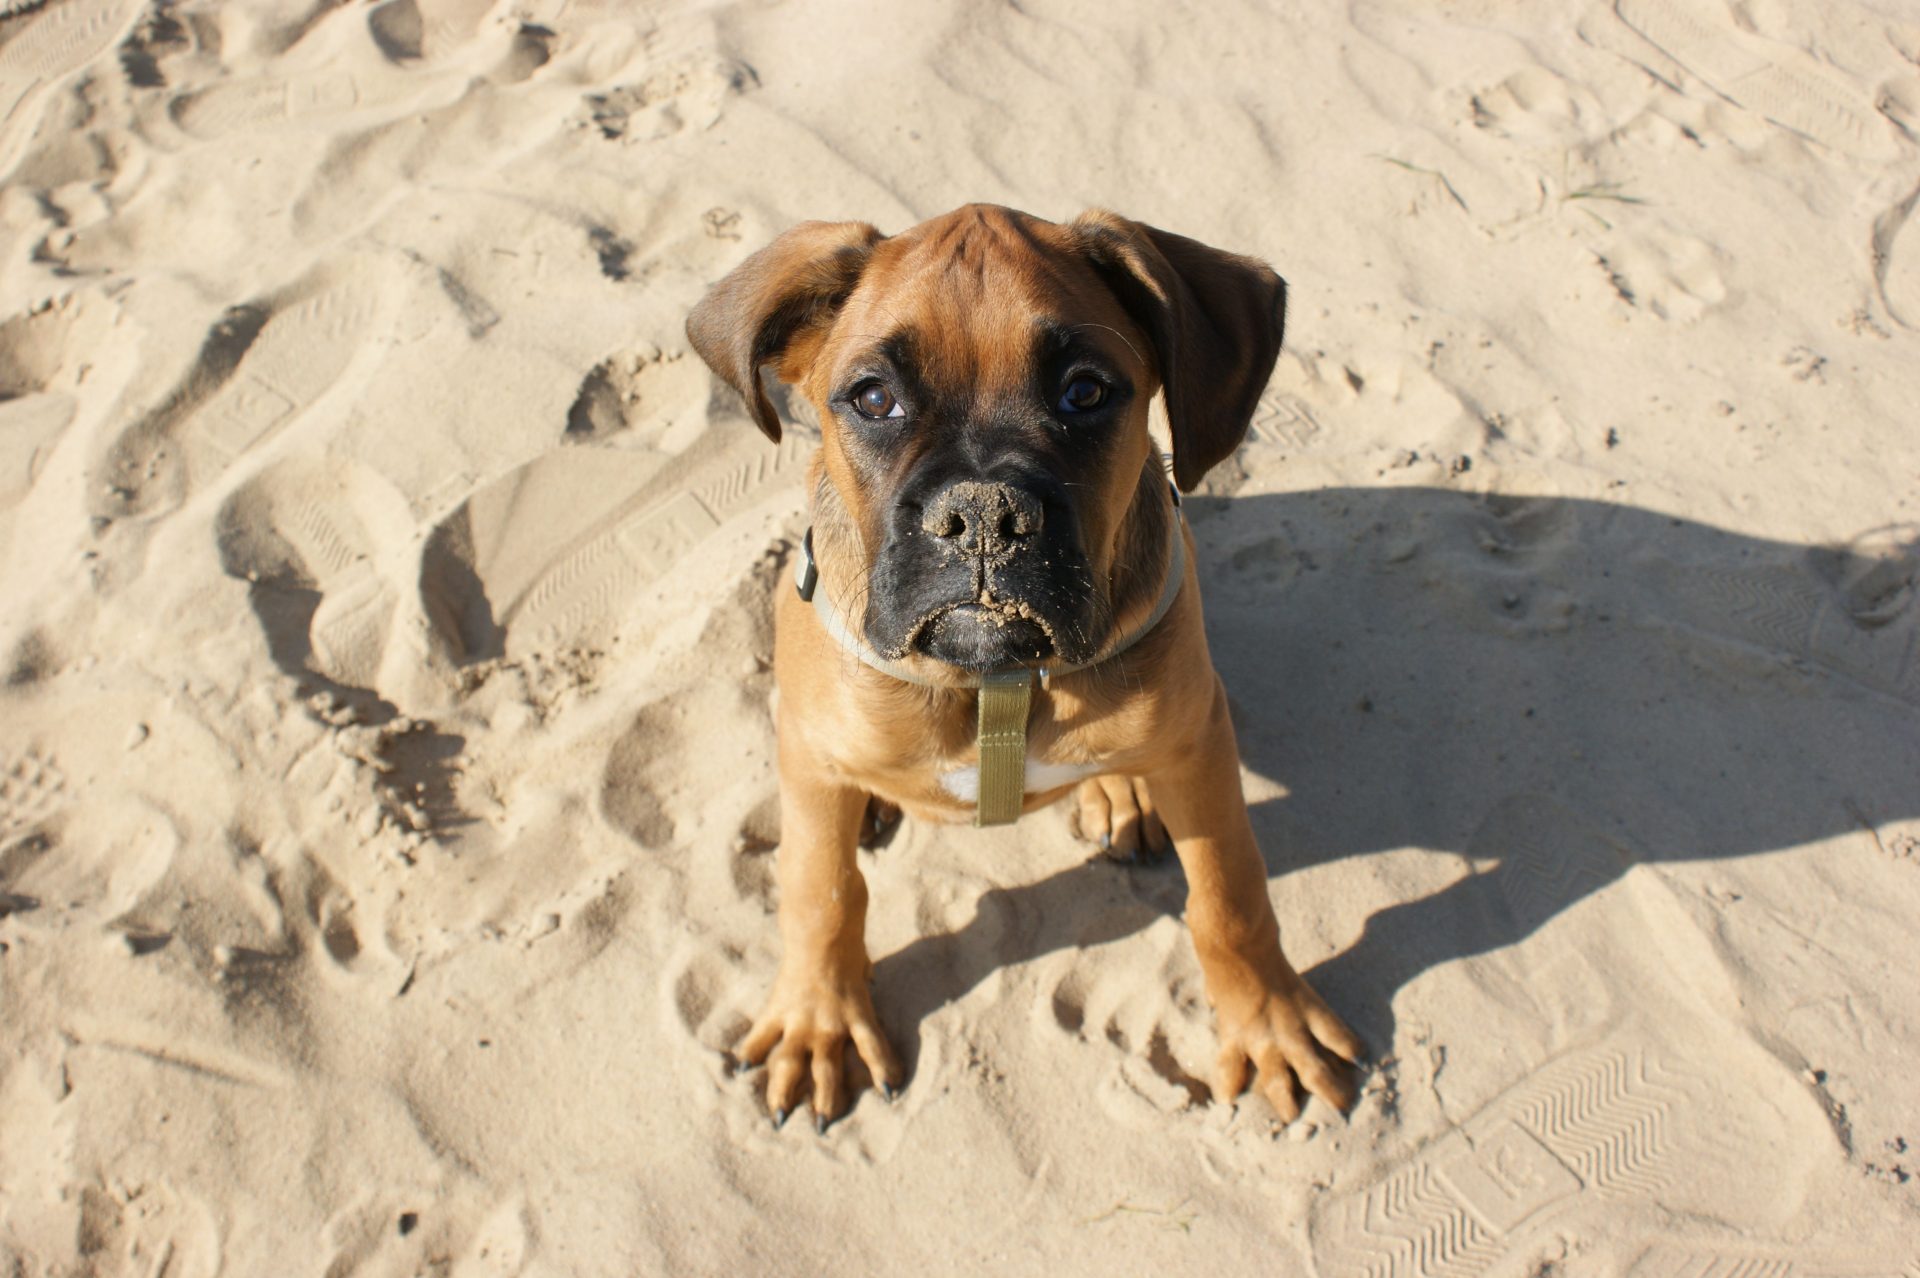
[904, 480, 1061, 669]
[917, 480, 1052, 661]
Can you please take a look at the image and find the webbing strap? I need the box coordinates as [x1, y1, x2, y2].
[973, 670, 1034, 826]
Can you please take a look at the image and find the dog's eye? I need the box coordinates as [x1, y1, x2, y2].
[1058, 376, 1107, 413]
[852, 382, 904, 420]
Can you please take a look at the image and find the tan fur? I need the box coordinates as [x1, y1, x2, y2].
[688, 205, 1363, 1129]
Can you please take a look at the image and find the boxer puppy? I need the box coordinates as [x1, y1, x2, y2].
[687, 204, 1363, 1131]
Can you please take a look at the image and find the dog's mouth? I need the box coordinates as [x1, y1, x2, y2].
[908, 599, 1058, 672]
[863, 506, 1097, 673]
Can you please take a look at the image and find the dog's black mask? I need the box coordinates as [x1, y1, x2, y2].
[858, 412, 1106, 675]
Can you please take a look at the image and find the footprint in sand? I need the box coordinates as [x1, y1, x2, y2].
[1419, 493, 1586, 638]
[92, 258, 395, 526]
[1871, 179, 1920, 331]
[6, 793, 179, 929]
[1307, 1040, 1826, 1277]
[1612, 0, 1902, 162]
[1223, 530, 1313, 589]
[1806, 524, 1920, 698]
[581, 48, 756, 142]
[366, 0, 498, 65]
[0, 743, 67, 842]
[320, 1187, 530, 1278]
[564, 347, 712, 450]
[193, 271, 390, 463]
[600, 679, 773, 852]
[599, 563, 781, 856]
[1592, 224, 1727, 323]
[1308, 780, 1867, 1276]
[170, 71, 368, 139]
[170, 0, 553, 139]
[1026, 868, 1214, 1128]
[364, 0, 557, 84]
[0, 306, 86, 562]
[0, 294, 99, 399]
[64, 1179, 223, 1278]
[1486, 796, 1637, 924]
[166, 8, 442, 140]
[1245, 384, 1329, 454]
[1468, 64, 1604, 149]
[215, 455, 416, 693]
[0, 0, 140, 175]
[420, 424, 811, 664]
[1633, 524, 1920, 705]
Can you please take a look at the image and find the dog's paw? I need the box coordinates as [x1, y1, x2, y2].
[736, 973, 902, 1131]
[1212, 967, 1366, 1123]
[1071, 775, 1172, 862]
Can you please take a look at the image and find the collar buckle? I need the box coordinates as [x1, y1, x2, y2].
[795, 528, 819, 603]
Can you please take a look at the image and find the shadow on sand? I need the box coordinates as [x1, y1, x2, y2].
[871, 486, 1920, 1055]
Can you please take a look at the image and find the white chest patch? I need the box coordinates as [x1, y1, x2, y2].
[938, 758, 1103, 803]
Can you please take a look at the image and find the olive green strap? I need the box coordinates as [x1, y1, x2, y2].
[974, 670, 1034, 826]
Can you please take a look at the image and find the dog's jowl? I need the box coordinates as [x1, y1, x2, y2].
[687, 204, 1364, 1131]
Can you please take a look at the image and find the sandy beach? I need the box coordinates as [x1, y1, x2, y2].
[2, 0, 1918, 1272]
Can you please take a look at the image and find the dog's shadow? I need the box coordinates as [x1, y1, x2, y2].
[871, 486, 1920, 1056]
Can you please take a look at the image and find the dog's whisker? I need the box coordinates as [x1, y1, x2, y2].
[1066, 321, 1145, 365]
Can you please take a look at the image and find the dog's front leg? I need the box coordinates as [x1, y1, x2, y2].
[1150, 678, 1366, 1122]
[739, 726, 902, 1130]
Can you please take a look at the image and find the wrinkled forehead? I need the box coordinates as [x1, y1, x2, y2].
[820, 208, 1147, 390]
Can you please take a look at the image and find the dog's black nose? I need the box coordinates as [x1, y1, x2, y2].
[921, 481, 1043, 554]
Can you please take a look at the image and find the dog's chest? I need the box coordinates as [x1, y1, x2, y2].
[935, 755, 1103, 802]
[914, 687, 1139, 805]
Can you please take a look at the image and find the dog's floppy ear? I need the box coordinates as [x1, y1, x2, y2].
[686, 220, 884, 442]
[1072, 211, 1285, 492]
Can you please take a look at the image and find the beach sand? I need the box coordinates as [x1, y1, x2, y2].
[2, 0, 1918, 1272]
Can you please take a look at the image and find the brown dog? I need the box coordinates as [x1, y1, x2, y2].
[686, 204, 1363, 1131]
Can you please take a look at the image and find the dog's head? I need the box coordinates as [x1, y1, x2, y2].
[687, 205, 1285, 677]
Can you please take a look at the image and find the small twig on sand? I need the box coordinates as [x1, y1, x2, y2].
[1374, 155, 1470, 212]
[1563, 183, 1648, 205]
[1082, 1199, 1199, 1233]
